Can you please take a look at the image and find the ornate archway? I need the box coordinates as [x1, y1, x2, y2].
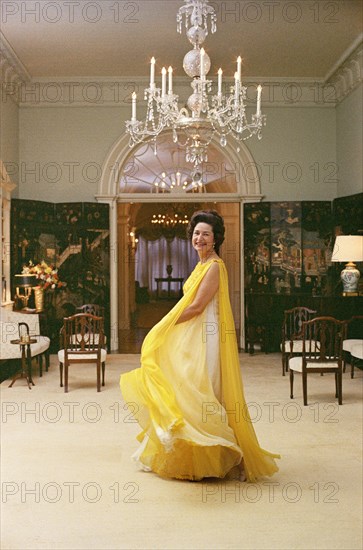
[96, 134, 262, 351]
[97, 133, 262, 198]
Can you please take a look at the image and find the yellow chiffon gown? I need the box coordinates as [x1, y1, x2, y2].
[120, 259, 280, 481]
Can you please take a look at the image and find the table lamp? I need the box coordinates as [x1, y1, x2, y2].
[331, 235, 363, 295]
[14, 273, 38, 308]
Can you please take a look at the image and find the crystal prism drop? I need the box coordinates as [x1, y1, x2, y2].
[220, 135, 227, 147]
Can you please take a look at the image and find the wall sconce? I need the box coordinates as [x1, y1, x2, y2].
[14, 273, 37, 308]
[129, 231, 138, 250]
[331, 235, 363, 295]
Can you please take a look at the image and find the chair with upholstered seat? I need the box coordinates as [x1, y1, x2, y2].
[58, 313, 106, 392]
[289, 316, 345, 406]
[281, 307, 317, 375]
[342, 315, 363, 378]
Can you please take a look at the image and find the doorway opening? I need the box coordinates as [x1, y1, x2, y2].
[118, 202, 240, 353]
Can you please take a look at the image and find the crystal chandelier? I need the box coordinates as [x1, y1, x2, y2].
[151, 204, 190, 227]
[151, 212, 190, 226]
[153, 169, 205, 193]
[125, 0, 266, 171]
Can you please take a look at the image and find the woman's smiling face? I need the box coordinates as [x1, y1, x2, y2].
[192, 222, 214, 255]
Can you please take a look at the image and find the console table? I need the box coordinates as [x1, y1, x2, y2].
[155, 277, 184, 300]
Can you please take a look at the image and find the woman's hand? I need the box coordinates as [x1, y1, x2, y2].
[176, 262, 219, 324]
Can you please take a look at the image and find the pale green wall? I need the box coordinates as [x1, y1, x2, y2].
[336, 82, 363, 197]
[18, 106, 128, 202]
[18, 101, 338, 202]
[249, 106, 337, 201]
[0, 90, 19, 187]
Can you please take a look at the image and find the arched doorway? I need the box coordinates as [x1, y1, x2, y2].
[97, 132, 262, 351]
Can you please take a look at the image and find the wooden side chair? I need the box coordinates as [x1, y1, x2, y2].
[289, 316, 345, 406]
[342, 315, 363, 378]
[281, 307, 317, 375]
[76, 304, 107, 350]
[58, 313, 106, 392]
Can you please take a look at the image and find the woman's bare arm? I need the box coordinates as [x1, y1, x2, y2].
[176, 262, 219, 324]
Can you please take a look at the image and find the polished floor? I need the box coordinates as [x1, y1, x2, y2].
[1, 352, 362, 550]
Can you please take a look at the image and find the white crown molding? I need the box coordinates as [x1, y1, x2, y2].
[0, 31, 31, 104]
[324, 36, 363, 104]
[0, 29, 361, 108]
[15, 76, 337, 109]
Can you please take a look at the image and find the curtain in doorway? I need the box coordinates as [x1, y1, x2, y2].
[135, 237, 198, 294]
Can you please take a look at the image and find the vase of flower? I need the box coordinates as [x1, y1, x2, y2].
[33, 285, 44, 312]
[166, 264, 173, 277]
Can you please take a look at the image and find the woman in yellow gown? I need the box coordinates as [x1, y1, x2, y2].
[120, 210, 280, 481]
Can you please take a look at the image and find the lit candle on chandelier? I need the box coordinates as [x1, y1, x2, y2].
[218, 68, 223, 96]
[161, 67, 167, 97]
[237, 56, 242, 82]
[168, 66, 173, 94]
[200, 48, 205, 80]
[131, 92, 137, 122]
[150, 57, 155, 88]
[256, 85, 262, 116]
[234, 72, 239, 100]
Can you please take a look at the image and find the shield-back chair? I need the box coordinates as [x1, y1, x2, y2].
[58, 313, 106, 392]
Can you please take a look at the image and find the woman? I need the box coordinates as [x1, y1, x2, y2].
[120, 210, 279, 481]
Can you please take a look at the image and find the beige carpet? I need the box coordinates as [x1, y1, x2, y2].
[1, 353, 362, 550]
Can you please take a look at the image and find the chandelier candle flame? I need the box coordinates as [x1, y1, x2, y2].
[125, 0, 266, 170]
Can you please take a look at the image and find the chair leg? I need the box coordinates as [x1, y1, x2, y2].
[102, 362, 105, 386]
[302, 372, 308, 406]
[282, 354, 285, 376]
[335, 371, 343, 405]
[45, 350, 50, 372]
[351, 359, 355, 379]
[59, 362, 63, 387]
[289, 369, 294, 399]
[64, 364, 68, 393]
[97, 361, 101, 392]
[39, 354, 43, 377]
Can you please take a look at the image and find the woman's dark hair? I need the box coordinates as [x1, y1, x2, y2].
[187, 210, 225, 255]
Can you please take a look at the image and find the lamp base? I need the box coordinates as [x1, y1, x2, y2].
[340, 262, 360, 295]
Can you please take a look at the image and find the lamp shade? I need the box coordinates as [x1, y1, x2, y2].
[14, 273, 38, 287]
[331, 236, 363, 263]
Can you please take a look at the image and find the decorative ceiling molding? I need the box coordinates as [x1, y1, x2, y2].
[0, 29, 361, 108]
[0, 31, 31, 103]
[15, 77, 337, 109]
[325, 39, 363, 104]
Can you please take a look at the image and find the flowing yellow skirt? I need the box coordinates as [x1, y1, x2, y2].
[120, 260, 280, 481]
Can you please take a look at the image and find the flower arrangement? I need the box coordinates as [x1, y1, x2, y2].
[22, 260, 66, 290]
